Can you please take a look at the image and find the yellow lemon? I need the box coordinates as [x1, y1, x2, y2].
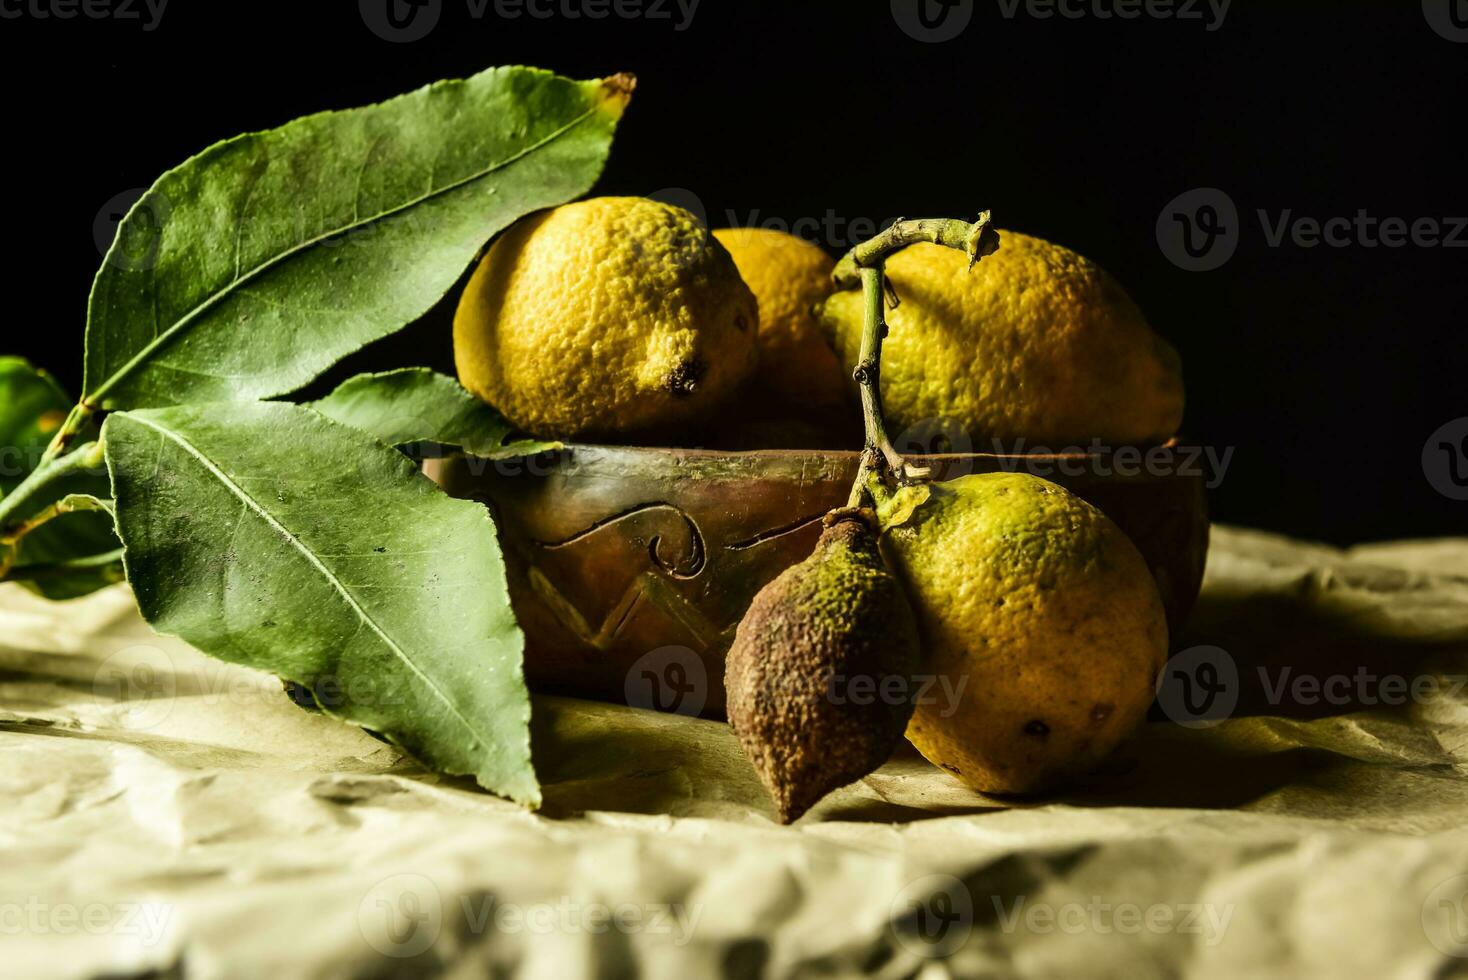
[710, 228, 853, 446]
[881, 472, 1168, 795]
[820, 231, 1184, 448]
[454, 196, 757, 442]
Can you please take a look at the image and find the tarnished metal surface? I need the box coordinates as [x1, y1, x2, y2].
[433, 445, 1209, 716]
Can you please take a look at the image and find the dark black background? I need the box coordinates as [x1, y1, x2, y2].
[2, 1, 1463, 544]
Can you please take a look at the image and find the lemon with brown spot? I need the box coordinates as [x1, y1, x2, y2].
[880, 471, 1168, 795]
[454, 196, 758, 442]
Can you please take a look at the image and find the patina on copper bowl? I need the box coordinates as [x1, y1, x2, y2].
[428, 445, 1209, 718]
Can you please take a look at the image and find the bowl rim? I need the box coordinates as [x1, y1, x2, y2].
[496, 437, 1190, 465]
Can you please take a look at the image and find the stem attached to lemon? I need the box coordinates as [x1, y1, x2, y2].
[837, 214, 1001, 504]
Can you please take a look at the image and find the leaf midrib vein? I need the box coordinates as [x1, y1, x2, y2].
[125, 412, 489, 749]
[89, 101, 603, 405]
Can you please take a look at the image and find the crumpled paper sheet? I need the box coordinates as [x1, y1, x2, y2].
[3, 525, 1468, 979]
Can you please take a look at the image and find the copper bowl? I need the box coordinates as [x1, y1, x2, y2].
[429, 445, 1209, 718]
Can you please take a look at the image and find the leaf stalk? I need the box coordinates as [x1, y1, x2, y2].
[1, 494, 113, 549]
[41, 402, 96, 465]
[0, 441, 107, 543]
[0, 548, 125, 587]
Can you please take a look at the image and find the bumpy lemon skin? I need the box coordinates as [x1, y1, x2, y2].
[710, 228, 852, 436]
[884, 472, 1169, 795]
[454, 197, 758, 442]
[820, 231, 1185, 448]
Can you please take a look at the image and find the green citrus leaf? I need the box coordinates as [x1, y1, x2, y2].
[85, 66, 633, 410]
[0, 357, 121, 599]
[103, 401, 539, 805]
[0, 356, 70, 497]
[306, 368, 560, 459]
